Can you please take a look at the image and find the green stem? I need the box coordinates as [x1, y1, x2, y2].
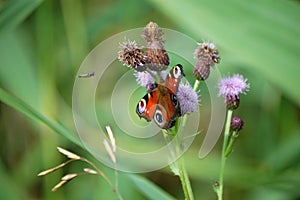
[172, 80, 200, 200]
[193, 80, 200, 91]
[217, 109, 233, 200]
[225, 131, 238, 157]
[177, 147, 194, 200]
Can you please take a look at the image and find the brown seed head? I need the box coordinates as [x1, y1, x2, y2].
[142, 21, 164, 43]
[194, 42, 220, 67]
[118, 40, 146, 71]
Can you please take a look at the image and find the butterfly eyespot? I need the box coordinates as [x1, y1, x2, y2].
[173, 65, 182, 78]
[154, 109, 165, 127]
[137, 99, 147, 114]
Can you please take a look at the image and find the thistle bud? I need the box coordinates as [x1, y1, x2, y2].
[230, 116, 244, 131]
[193, 60, 210, 80]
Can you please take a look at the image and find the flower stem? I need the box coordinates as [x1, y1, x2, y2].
[225, 131, 238, 157]
[171, 80, 200, 200]
[177, 147, 194, 200]
[217, 109, 233, 200]
[193, 80, 200, 91]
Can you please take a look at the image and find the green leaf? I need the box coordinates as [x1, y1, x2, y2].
[148, 0, 300, 105]
[0, 30, 38, 107]
[0, 0, 43, 36]
[128, 174, 176, 200]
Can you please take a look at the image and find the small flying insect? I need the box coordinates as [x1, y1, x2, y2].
[78, 72, 95, 78]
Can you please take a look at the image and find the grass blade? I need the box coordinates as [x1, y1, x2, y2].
[0, 0, 43, 36]
[0, 87, 80, 146]
[128, 174, 176, 200]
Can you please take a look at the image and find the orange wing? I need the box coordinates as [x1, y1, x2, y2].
[136, 64, 185, 129]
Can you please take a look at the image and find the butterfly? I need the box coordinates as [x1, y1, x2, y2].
[136, 64, 185, 129]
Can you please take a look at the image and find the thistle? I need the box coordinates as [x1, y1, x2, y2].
[142, 21, 169, 71]
[218, 74, 249, 109]
[193, 42, 220, 80]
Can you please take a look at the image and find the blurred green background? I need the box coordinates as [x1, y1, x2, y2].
[1, 0, 300, 199]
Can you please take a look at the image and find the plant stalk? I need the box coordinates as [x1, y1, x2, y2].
[217, 109, 233, 200]
[177, 154, 194, 200]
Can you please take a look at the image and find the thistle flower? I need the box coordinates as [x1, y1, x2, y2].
[218, 74, 249, 97]
[177, 83, 200, 115]
[218, 74, 249, 109]
[134, 70, 168, 92]
[134, 71, 154, 87]
[193, 42, 220, 80]
[142, 22, 169, 71]
[230, 116, 244, 132]
[118, 39, 146, 71]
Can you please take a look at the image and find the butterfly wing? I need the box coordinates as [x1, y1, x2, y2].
[136, 64, 185, 129]
[136, 88, 158, 122]
[153, 85, 181, 129]
[164, 64, 185, 94]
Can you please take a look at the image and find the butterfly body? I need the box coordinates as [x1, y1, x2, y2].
[136, 64, 184, 129]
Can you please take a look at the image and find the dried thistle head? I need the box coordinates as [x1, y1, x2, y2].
[194, 42, 220, 65]
[118, 39, 146, 71]
[142, 21, 164, 44]
[193, 42, 220, 80]
[144, 44, 169, 71]
[142, 22, 169, 71]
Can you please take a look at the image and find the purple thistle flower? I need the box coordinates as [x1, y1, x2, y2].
[134, 71, 153, 87]
[218, 74, 249, 98]
[218, 74, 249, 109]
[134, 70, 168, 88]
[177, 83, 200, 115]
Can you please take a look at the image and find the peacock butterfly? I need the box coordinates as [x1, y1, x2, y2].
[136, 64, 185, 129]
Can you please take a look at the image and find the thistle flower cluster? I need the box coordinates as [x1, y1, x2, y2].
[118, 22, 200, 117]
[118, 21, 169, 72]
